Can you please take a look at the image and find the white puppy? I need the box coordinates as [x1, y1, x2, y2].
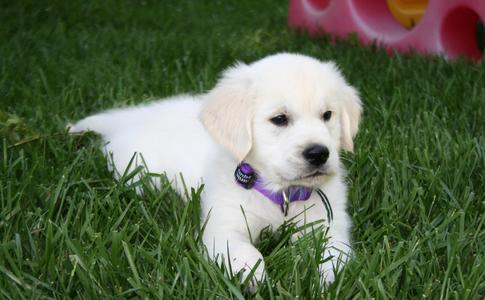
[70, 53, 362, 291]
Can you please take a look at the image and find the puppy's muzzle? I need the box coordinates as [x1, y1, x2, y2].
[302, 144, 329, 167]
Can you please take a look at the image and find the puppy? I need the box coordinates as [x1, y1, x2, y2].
[70, 53, 362, 291]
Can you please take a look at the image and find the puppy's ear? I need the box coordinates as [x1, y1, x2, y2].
[200, 63, 253, 161]
[340, 85, 362, 152]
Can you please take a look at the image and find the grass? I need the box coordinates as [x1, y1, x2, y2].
[1, 0, 484, 298]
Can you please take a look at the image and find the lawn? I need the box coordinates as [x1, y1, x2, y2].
[1, 0, 484, 298]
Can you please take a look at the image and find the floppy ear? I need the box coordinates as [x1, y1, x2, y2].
[340, 85, 362, 152]
[200, 63, 253, 161]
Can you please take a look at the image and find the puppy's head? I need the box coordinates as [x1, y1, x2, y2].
[201, 53, 362, 190]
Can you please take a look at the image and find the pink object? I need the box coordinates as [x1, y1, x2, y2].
[289, 0, 485, 61]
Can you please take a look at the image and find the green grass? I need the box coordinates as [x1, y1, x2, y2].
[1, 0, 484, 298]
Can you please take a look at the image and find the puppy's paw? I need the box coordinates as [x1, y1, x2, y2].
[235, 261, 265, 294]
[319, 246, 350, 287]
[319, 260, 336, 286]
[244, 276, 261, 295]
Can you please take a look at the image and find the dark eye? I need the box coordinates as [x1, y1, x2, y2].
[270, 114, 289, 126]
[322, 111, 332, 121]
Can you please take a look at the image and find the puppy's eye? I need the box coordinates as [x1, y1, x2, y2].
[322, 111, 332, 121]
[270, 114, 289, 126]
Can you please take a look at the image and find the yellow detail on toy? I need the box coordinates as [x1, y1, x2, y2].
[387, 0, 429, 29]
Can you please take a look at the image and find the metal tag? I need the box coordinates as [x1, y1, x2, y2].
[281, 190, 290, 216]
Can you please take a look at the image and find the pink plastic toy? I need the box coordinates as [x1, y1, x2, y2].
[289, 0, 485, 61]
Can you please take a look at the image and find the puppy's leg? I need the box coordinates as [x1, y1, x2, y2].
[205, 231, 265, 292]
[317, 208, 351, 284]
[289, 198, 351, 286]
[202, 210, 266, 293]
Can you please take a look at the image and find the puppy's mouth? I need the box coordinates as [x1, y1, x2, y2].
[295, 169, 332, 181]
[300, 170, 328, 179]
[276, 165, 335, 187]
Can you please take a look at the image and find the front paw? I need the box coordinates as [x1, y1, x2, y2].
[319, 260, 336, 285]
[233, 259, 265, 294]
[319, 246, 350, 286]
[245, 276, 261, 295]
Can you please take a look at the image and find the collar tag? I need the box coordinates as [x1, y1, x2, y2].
[281, 190, 290, 216]
[234, 163, 256, 189]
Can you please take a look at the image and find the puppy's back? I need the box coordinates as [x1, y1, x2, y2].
[69, 96, 214, 195]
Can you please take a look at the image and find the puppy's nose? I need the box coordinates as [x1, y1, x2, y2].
[302, 144, 329, 166]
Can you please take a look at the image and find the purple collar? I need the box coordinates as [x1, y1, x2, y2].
[234, 162, 313, 215]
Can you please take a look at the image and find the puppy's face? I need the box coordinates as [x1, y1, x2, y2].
[201, 53, 362, 190]
[250, 86, 342, 189]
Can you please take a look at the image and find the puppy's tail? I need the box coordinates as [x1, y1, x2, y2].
[67, 113, 112, 135]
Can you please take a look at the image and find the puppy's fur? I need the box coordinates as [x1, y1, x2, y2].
[70, 53, 362, 290]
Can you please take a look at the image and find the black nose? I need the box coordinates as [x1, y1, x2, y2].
[302, 144, 329, 166]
